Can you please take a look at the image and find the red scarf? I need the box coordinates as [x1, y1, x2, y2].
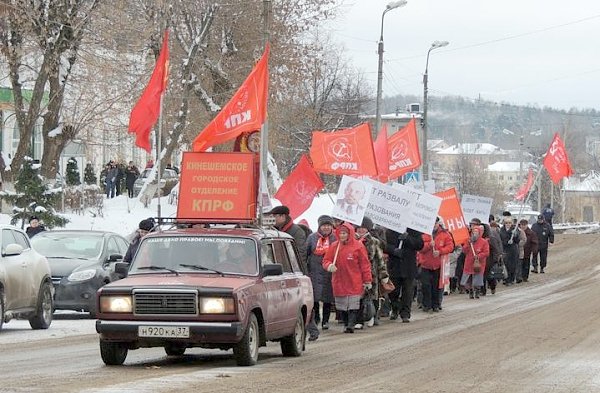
[314, 233, 330, 256]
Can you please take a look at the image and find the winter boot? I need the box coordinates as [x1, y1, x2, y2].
[474, 288, 480, 299]
[345, 310, 357, 333]
[469, 289, 475, 299]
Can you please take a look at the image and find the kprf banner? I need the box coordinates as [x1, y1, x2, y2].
[543, 133, 574, 184]
[435, 188, 469, 245]
[274, 155, 324, 220]
[309, 123, 378, 177]
[192, 45, 269, 152]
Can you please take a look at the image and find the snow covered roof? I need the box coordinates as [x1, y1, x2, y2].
[563, 171, 600, 192]
[487, 161, 535, 172]
[437, 143, 508, 155]
[361, 112, 422, 120]
[428, 139, 448, 151]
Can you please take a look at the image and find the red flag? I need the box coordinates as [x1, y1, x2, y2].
[543, 133, 574, 184]
[192, 45, 270, 152]
[274, 155, 324, 219]
[515, 168, 534, 201]
[387, 119, 422, 180]
[309, 123, 378, 177]
[128, 30, 169, 153]
[373, 125, 390, 182]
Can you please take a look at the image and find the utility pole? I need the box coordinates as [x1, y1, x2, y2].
[258, 0, 271, 225]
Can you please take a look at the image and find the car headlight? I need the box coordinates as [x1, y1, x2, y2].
[199, 297, 235, 314]
[99, 295, 133, 313]
[68, 269, 96, 282]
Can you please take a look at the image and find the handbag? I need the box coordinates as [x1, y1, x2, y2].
[489, 262, 506, 280]
[380, 279, 395, 294]
[469, 242, 481, 273]
[359, 297, 375, 321]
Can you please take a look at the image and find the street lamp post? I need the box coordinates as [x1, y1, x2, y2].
[375, 0, 407, 137]
[422, 40, 448, 180]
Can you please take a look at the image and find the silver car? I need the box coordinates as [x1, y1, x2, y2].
[0, 225, 53, 331]
[132, 168, 179, 197]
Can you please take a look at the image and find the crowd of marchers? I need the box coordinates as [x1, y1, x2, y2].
[266, 204, 555, 341]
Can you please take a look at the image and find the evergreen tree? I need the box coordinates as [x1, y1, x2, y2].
[84, 163, 97, 185]
[66, 157, 81, 186]
[0, 158, 68, 229]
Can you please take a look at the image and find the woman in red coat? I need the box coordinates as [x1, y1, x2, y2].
[461, 225, 490, 299]
[322, 222, 372, 333]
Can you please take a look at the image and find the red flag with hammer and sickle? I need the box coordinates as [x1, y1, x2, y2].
[274, 155, 324, 219]
[387, 119, 422, 180]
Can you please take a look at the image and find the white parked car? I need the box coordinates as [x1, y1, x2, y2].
[0, 225, 54, 331]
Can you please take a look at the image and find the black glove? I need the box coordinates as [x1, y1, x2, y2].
[392, 248, 403, 258]
[397, 232, 408, 241]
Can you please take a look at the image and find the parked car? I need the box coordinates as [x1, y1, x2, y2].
[132, 168, 178, 197]
[0, 225, 54, 331]
[31, 230, 130, 317]
[95, 225, 313, 366]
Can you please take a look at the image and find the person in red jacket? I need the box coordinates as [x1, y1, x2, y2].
[322, 222, 372, 333]
[461, 225, 490, 299]
[418, 216, 455, 312]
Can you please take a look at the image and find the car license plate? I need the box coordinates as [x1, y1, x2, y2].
[138, 326, 190, 338]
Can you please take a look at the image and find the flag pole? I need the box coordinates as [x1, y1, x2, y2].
[156, 93, 163, 221]
[517, 164, 544, 220]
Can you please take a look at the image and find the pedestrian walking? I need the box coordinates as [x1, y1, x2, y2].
[461, 225, 490, 299]
[531, 215, 554, 273]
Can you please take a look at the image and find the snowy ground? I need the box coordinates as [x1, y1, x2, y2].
[0, 193, 338, 237]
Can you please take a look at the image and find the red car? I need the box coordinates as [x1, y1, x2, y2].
[95, 226, 313, 366]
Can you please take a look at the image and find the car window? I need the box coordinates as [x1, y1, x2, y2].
[284, 240, 302, 273]
[31, 233, 103, 259]
[12, 230, 31, 250]
[260, 242, 276, 266]
[115, 236, 129, 255]
[2, 229, 17, 251]
[129, 236, 258, 275]
[107, 237, 121, 256]
[272, 241, 292, 273]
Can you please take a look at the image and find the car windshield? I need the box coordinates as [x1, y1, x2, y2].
[32, 233, 103, 259]
[129, 236, 258, 275]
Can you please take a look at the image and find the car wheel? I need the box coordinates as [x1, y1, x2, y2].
[280, 310, 305, 357]
[233, 313, 259, 366]
[29, 282, 53, 329]
[0, 291, 4, 332]
[164, 345, 186, 356]
[100, 340, 128, 365]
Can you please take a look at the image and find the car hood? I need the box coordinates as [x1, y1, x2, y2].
[105, 273, 256, 292]
[47, 258, 99, 277]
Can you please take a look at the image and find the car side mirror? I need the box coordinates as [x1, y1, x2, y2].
[108, 254, 123, 262]
[262, 263, 283, 276]
[115, 262, 130, 278]
[3, 243, 23, 257]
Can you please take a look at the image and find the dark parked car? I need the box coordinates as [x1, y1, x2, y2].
[0, 225, 54, 331]
[31, 230, 130, 317]
[95, 226, 313, 366]
[132, 168, 178, 197]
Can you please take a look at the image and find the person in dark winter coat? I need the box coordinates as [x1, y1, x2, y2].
[124, 161, 140, 198]
[531, 215, 554, 273]
[123, 219, 154, 263]
[105, 161, 119, 198]
[519, 219, 538, 281]
[384, 228, 424, 323]
[269, 205, 307, 265]
[500, 216, 521, 285]
[542, 203, 555, 227]
[306, 215, 336, 334]
[482, 221, 503, 295]
[26, 216, 46, 238]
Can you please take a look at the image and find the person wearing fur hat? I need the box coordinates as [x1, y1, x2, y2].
[461, 225, 490, 299]
[322, 223, 372, 333]
[123, 219, 154, 263]
[417, 216, 455, 312]
[269, 205, 307, 264]
[354, 217, 389, 328]
[306, 215, 336, 338]
[26, 216, 46, 238]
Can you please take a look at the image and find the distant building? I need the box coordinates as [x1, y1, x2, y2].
[434, 143, 509, 172]
[486, 161, 534, 192]
[563, 171, 600, 222]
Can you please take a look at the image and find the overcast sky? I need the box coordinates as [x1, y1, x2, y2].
[328, 0, 600, 111]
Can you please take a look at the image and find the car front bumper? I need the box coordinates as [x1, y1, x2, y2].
[96, 319, 244, 345]
[53, 279, 101, 312]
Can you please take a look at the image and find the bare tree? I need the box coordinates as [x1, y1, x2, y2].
[0, 0, 100, 180]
